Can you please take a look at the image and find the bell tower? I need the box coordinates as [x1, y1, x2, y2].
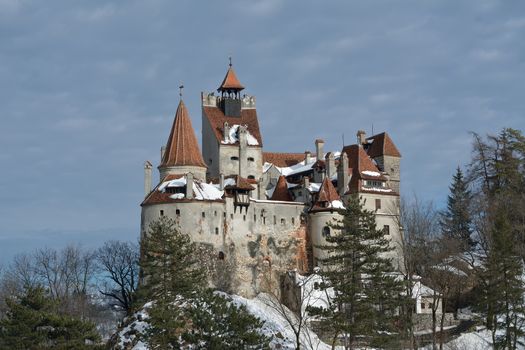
[217, 58, 244, 117]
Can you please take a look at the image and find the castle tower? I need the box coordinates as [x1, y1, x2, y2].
[158, 99, 207, 181]
[365, 132, 401, 194]
[201, 62, 263, 183]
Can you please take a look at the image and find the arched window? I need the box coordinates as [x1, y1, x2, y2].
[322, 226, 331, 238]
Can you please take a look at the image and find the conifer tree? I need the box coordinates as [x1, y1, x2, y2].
[440, 167, 474, 249]
[0, 286, 101, 349]
[182, 290, 271, 349]
[308, 195, 405, 349]
[138, 216, 207, 348]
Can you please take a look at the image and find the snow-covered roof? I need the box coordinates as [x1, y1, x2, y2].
[221, 124, 259, 146]
[158, 176, 224, 201]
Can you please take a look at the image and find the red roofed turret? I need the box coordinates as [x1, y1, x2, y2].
[270, 175, 293, 201]
[218, 63, 245, 92]
[159, 99, 207, 180]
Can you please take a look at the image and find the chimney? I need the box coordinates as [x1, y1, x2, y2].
[160, 146, 166, 162]
[144, 161, 152, 198]
[315, 139, 324, 161]
[303, 176, 310, 189]
[357, 130, 367, 145]
[186, 173, 194, 199]
[219, 173, 225, 191]
[325, 152, 335, 179]
[304, 151, 312, 164]
[223, 122, 230, 142]
[337, 152, 349, 196]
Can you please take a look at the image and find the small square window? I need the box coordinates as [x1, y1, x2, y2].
[281, 218, 285, 225]
[160, 210, 164, 216]
[215, 228, 219, 235]
[176, 209, 180, 216]
[202, 212, 206, 218]
[383, 225, 390, 235]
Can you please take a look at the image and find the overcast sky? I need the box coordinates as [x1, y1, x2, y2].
[1, 0, 524, 264]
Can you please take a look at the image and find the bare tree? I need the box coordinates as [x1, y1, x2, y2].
[261, 270, 326, 350]
[96, 240, 139, 314]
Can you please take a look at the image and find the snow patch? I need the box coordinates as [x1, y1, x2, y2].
[221, 124, 259, 146]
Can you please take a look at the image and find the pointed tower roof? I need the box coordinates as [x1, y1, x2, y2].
[218, 66, 245, 91]
[366, 132, 401, 158]
[271, 175, 293, 201]
[160, 100, 207, 168]
[317, 177, 340, 203]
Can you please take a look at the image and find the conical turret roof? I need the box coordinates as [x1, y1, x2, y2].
[218, 66, 245, 91]
[270, 175, 293, 201]
[160, 100, 207, 168]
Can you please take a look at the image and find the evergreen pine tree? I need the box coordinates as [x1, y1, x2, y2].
[440, 167, 474, 249]
[308, 195, 405, 349]
[182, 290, 271, 349]
[479, 210, 525, 349]
[0, 286, 101, 350]
[138, 216, 207, 348]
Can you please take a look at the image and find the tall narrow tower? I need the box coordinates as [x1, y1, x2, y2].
[201, 62, 263, 181]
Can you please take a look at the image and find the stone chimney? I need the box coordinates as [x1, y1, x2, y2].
[305, 151, 312, 164]
[144, 161, 152, 198]
[219, 173, 225, 191]
[315, 139, 324, 160]
[357, 130, 367, 145]
[325, 152, 335, 179]
[337, 152, 349, 197]
[223, 122, 230, 142]
[186, 173, 194, 199]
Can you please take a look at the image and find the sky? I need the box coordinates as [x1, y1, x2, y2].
[0, 0, 524, 264]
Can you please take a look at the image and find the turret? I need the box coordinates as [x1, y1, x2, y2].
[158, 99, 207, 181]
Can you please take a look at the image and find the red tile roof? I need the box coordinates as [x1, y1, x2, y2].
[263, 152, 305, 167]
[224, 175, 256, 191]
[366, 132, 401, 158]
[203, 106, 263, 146]
[160, 100, 207, 168]
[270, 175, 293, 201]
[317, 177, 340, 203]
[341, 144, 387, 193]
[218, 67, 245, 91]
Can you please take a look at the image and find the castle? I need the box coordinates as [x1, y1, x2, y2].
[140, 63, 403, 298]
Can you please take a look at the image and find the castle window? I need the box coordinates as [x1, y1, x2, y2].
[218, 251, 225, 260]
[383, 225, 390, 235]
[274, 216, 276, 225]
[292, 217, 295, 225]
[223, 212, 226, 218]
[202, 212, 206, 218]
[243, 215, 246, 221]
[176, 209, 180, 216]
[230, 213, 233, 219]
[215, 227, 219, 235]
[375, 199, 381, 210]
[254, 214, 257, 222]
[248, 157, 255, 162]
[248, 175, 255, 179]
[160, 210, 164, 216]
[231, 156, 239, 161]
[322, 226, 331, 238]
[214, 211, 217, 217]
[281, 218, 286, 225]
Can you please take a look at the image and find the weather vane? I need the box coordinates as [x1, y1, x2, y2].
[179, 84, 184, 99]
[229, 56, 232, 67]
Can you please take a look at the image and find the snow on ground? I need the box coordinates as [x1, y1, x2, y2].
[230, 293, 338, 350]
